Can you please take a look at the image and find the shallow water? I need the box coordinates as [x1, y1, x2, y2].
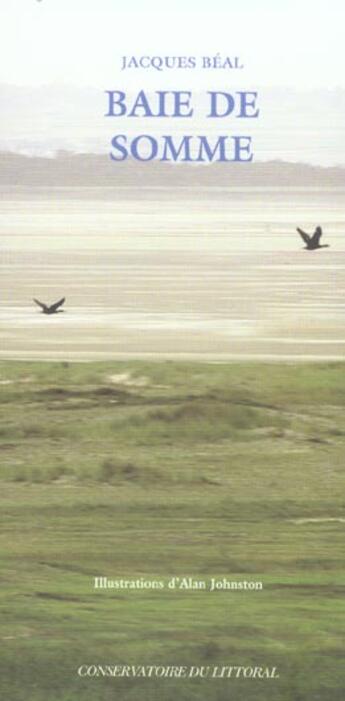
[1, 188, 344, 360]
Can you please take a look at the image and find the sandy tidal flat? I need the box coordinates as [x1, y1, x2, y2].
[1, 187, 344, 360]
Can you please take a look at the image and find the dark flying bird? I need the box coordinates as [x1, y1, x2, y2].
[33, 297, 66, 314]
[296, 226, 329, 250]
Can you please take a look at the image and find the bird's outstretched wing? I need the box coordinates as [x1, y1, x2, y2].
[296, 227, 311, 245]
[311, 228, 322, 246]
[49, 297, 65, 312]
[33, 298, 48, 312]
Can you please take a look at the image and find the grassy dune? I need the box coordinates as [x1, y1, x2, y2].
[0, 360, 345, 701]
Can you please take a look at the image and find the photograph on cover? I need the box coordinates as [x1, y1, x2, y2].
[0, 1, 344, 700]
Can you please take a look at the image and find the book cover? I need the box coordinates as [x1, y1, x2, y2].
[1, 2, 344, 701]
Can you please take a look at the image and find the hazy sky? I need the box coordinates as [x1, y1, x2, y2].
[0, 0, 344, 89]
[1, 0, 344, 164]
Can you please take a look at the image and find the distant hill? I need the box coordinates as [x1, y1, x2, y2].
[0, 152, 344, 188]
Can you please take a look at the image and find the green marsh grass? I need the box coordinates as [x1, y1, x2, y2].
[0, 360, 345, 700]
